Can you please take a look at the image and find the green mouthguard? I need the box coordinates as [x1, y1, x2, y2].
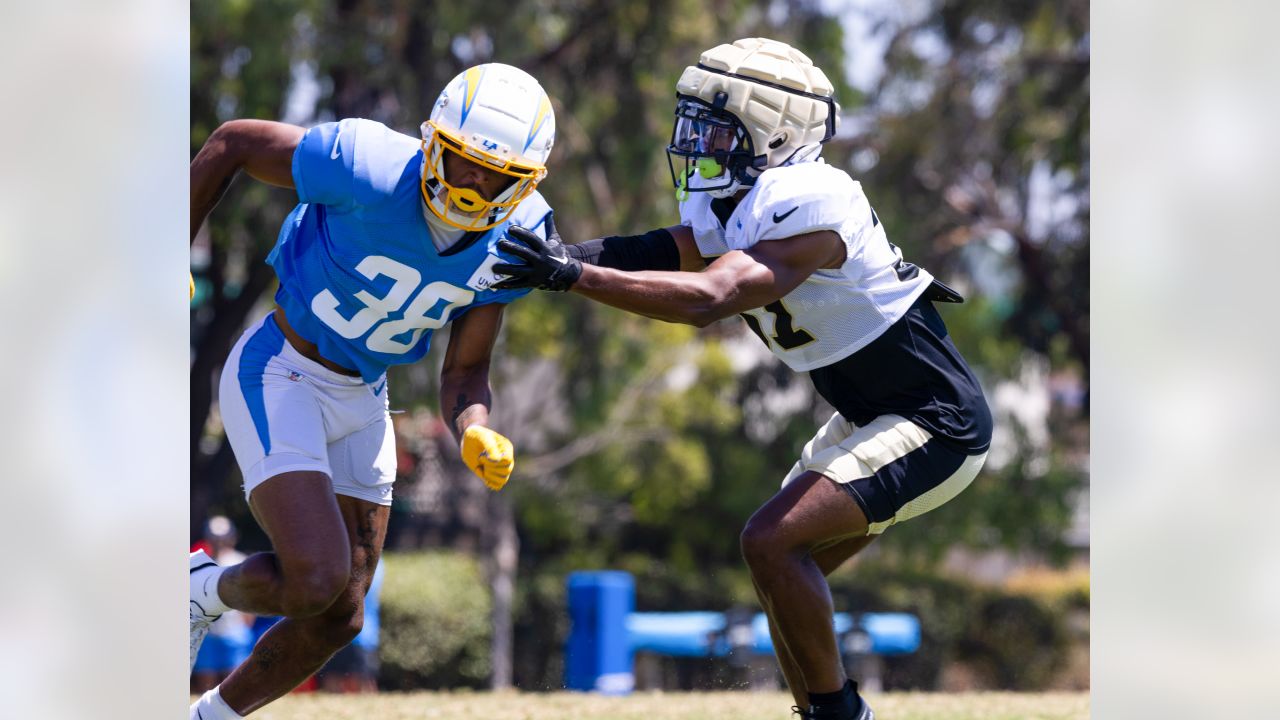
[676, 158, 726, 201]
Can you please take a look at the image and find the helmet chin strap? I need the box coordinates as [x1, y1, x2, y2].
[702, 160, 757, 199]
[705, 177, 744, 199]
[677, 144, 821, 202]
[701, 143, 824, 198]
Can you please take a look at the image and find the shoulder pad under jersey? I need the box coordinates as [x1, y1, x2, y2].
[506, 190, 553, 233]
[726, 163, 859, 251]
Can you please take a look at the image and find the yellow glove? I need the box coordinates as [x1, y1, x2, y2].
[461, 425, 515, 491]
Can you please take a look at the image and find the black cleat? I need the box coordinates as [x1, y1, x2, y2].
[793, 680, 875, 720]
[792, 705, 874, 720]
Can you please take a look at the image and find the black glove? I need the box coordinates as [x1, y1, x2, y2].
[493, 224, 583, 291]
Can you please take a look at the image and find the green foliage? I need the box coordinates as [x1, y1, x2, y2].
[962, 594, 1068, 690]
[829, 565, 1084, 690]
[379, 551, 492, 690]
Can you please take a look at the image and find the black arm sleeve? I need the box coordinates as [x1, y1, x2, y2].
[564, 228, 681, 272]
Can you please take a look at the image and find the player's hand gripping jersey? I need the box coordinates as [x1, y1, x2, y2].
[684, 159, 991, 453]
[268, 118, 547, 382]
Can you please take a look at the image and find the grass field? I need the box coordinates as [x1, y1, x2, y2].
[248, 690, 1089, 719]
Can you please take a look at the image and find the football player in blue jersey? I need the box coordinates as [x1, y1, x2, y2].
[495, 39, 993, 720]
[187, 63, 556, 719]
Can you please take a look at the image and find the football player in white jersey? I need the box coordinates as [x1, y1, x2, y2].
[189, 64, 555, 718]
[496, 38, 992, 720]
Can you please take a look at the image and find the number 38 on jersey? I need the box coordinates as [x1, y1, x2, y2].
[310, 255, 474, 354]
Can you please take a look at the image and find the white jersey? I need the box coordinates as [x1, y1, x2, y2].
[681, 160, 933, 371]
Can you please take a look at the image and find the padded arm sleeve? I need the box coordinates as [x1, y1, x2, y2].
[565, 228, 680, 272]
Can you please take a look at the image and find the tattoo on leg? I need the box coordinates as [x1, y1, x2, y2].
[355, 508, 378, 572]
[250, 634, 284, 674]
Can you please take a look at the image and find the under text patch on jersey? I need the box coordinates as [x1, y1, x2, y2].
[466, 253, 511, 291]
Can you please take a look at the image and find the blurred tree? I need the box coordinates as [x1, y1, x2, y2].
[822, 0, 1090, 564]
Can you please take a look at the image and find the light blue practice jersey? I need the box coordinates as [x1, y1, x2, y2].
[267, 118, 546, 382]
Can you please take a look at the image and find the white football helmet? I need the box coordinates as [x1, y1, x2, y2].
[668, 38, 839, 199]
[421, 63, 556, 231]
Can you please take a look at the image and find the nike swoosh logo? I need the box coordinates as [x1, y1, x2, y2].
[373, 380, 386, 396]
[772, 206, 798, 223]
[330, 126, 343, 159]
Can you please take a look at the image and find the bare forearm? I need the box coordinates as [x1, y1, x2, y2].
[190, 130, 242, 242]
[565, 232, 838, 326]
[441, 372, 492, 443]
[571, 263, 749, 327]
[190, 120, 303, 242]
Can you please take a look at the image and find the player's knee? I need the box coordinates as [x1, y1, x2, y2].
[739, 519, 782, 569]
[280, 563, 350, 617]
[314, 603, 364, 650]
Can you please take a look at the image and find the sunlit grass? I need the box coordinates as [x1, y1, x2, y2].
[249, 690, 1089, 720]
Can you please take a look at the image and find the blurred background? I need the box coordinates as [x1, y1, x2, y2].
[190, 0, 1088, 696]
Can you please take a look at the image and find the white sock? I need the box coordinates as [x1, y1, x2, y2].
[192, 564, 231, 616]
[190, 687, 244, 720]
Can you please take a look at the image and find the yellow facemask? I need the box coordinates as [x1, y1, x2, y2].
[420, 122, 547, 232]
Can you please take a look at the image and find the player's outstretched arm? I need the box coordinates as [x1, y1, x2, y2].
[440, 303, 515, 491]
[190, 119, 305, 242]
[497, 227, 845, 327]
[563, 225, 706, 273]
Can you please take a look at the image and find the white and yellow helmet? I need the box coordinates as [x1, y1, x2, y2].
[668, 38, 839, 199]
[421, 63, 555, 231]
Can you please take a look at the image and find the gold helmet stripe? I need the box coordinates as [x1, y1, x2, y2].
[524, 95, 553, 154]
[460, 65, 485, 126]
